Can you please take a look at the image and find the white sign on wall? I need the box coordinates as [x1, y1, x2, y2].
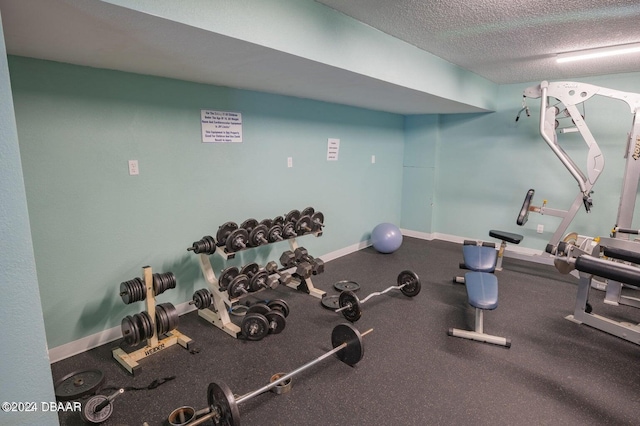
[327, 138, 340, 161]
[201, 110, 243, 143]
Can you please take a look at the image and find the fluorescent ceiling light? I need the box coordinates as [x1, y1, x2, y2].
[556, 43, 640, 63]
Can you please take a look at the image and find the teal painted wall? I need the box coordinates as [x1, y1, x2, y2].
[401, 115, 438, 232]
[10, 56, 404, 349]
[0, 15, 58, 426]
[432, 73, 640, 250]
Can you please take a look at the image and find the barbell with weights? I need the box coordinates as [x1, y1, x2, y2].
[169, 323, 371, 426]
[334, 270, 421, 322]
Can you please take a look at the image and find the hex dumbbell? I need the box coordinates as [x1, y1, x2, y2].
[293, 247, 325, 275]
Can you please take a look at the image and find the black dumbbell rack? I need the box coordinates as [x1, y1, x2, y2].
[191, 212, 326, 339]
[112, 266, 194, 375]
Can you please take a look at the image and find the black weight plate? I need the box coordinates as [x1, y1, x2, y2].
[240, 218, 258, 233]
[140, 311, 154, 340]
[285, 209, 301, 224]
[155, 304, 168, 335]
[267, 224, 283, 242]
[133, 313, 148, 342]
[311, 211, 325, 231]
[301, 206, 315, 217]
[81, 395, 113, 424]
[267, 299, 290, 318]
[272, 215, 285, 226]
[334, 280, 360, 292]
[321, 295, 340, 310]
[282, 222, 296, 238]
[331, 323, 364, 366]
[54, 369, 105, 401]
[228, 274, 249, 299]
[265, 310, 286, 334]
[240, 262, 260, 277]
[207, 382, 240, 426]
[161, 303, 179, 332]
[219, 266, 240, 291]
[339, 291, 362, 322]
[216, 222, 238, 246]
[121, 315, 140, 345]
[193, 288, 213, 309]
[260, 218, 273, 229]
[398, 270, 421, 297]
[247, 302, 271, 316]
[249, 270, 268, 292]
[295, 215, 312, 234]
[226, 228, 249, 252]
[249, 224, 269, 247]
[241, 313, 269, 341]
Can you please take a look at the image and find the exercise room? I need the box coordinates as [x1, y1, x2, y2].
[2, 1, 640, 425]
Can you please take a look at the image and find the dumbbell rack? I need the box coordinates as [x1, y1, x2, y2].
[195, 234, 325, 339]
[112, 266, 193, 375]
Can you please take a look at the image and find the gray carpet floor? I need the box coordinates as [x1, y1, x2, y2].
[50, 237, 640, 425]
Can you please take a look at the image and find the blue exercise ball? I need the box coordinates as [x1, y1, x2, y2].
[371, 223, 403, 254]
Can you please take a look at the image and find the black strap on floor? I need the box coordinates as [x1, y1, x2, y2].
[101, 376, 176, 392]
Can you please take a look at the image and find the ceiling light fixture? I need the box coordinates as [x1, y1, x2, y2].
[556, 42, 640, 63]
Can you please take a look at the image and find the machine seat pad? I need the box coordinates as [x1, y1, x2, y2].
[462, 245, 497, 272]
[464, 272, 498, 310]
[489, 230, 523, 245]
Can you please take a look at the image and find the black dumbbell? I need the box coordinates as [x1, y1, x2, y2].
[266, 261, 293, 285]
[279, 250, 312, 279]
[294, 247, 325, 274]
[190, 289, 213, 310]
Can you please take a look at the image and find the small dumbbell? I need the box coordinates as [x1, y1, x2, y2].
[266, 261, 293, 285]
[225, 228, 249, 252]
[294, 247, 325, 275]
[279, 250, 313, 279]
[241, 263, 270, 292]
[248, 224, 270, 247]
[187, 235, 217, 255]
[190, 289, 213, 310]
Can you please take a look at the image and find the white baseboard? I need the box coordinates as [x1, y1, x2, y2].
[49, 240, 372, 364]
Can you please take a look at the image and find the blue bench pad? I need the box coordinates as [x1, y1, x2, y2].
[464, 272, 498, 310]
[462, 245, 497, 272]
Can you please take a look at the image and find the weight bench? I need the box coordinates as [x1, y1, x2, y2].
[449, 240, 511, 347]
[488, 230, 523, 271]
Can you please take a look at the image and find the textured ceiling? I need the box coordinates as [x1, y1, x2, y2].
[316, 0, 640, 84]
[1, 0, 639, 115]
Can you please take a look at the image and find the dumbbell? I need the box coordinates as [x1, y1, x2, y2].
[294, 247, 325, 275]
[279, 250, 313, 279]
[335, 270, 421, 322]
[215, 222, 239, 248]
[187, 235, 217, 255]
[241, 302, 287, 340]
[177, 323, 371, 426]
[240, 263, 275, 292]
[189, 289, 213, 310]
[265, 261, 293, 285]
[81, 388, 125, 424]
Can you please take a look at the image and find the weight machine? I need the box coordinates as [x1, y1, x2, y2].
[518, 80, 640, 248]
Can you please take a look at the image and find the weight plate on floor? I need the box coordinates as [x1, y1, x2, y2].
[331, 323, 364, 366]
[398, 270, 421, 297]
[339, 291, 362, 322]
[265, 310, 286, 334]
[241, 313, 270, 341]
[219, 266, 240, 291]
[240, 262, 260, 277]
[321, 295, 340, 310]
[247, 302, 271, 316]
[267, 299, 290, 318]
[54, 369, 105, 401]
[81, 395, 113, 424]
[207, 382, 240, 426]
[240, 218, 258, 234]
[226, 228, 249, 252]
[216, 222, 238, 246]
[301, 206, 315, 217]
[334, 280, 360, 292]
[284, 209, 301, 224]
[227, 274, 249, 299]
